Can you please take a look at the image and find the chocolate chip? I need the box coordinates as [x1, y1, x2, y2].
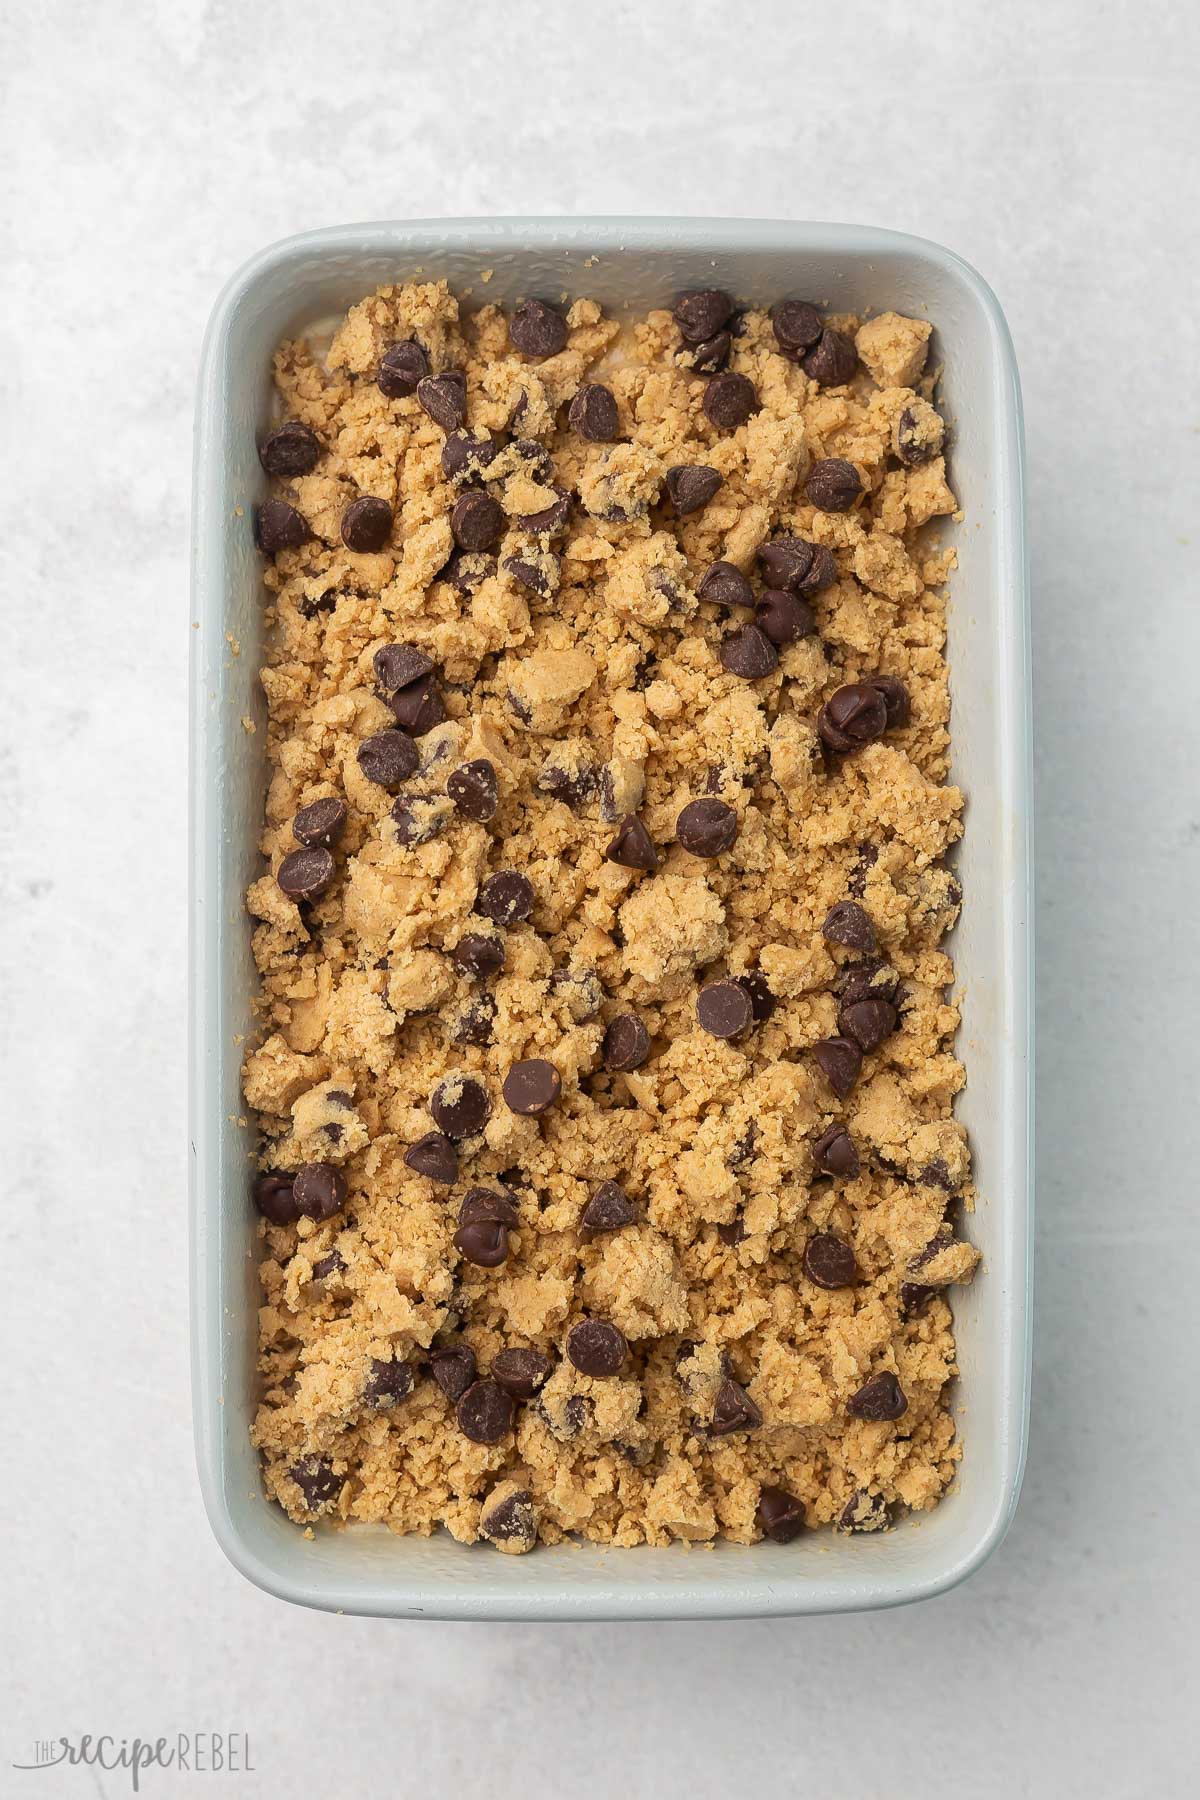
[688, 332, 731, 373]
[817, 683, 888, 755]
[796, 543, 838, 594]
[868, 674, 911, 729]
[604, 814, 660, 871]
[289, 1457, 341, 1512]
[253, 1171, 298, 1225]
[848, 841, 879, 898]
[771, 299, 823, 357]
[900, 1281, 937, 1319]
[416, 370, 467, 430]
[811, 1036, 863, 1097]
[377, 339, 430, 398]
[537, 756, 597, 810]
[341, 495, 393, 552]
[812, 1122, 860, 1178]
[511, 436, 555, 480]
[477, 869, 534, 925]
[567, 1319, 627, 1377]
[504, 553, 558, 597]
[292, 1162, 346, 1221]
[664, 464, 723, 515]
[838, 1489, 892, 1533]
[277, 846, 335, 901]
[738, 970, 776, 1022]
[517, 489, 573, 536]
[895, 405, 938, 466]
[719, 622, 778, 679]
[838, 958, 900, 1006]
[757, 536, 813, 589]
[255, 498, 309, 553]
[673, 288, 735, 345]
[447, 758, 499, 822]
[259, 419, 321, 476]
[404, 1131, 459, 1185]
[373, 643, 434, 693]
[569, 383, 619, 441]
[449, 933, 504, 983]
[676, 797, 738, 857]
[754, 590, 816, 645]
[453, 1219, 510, 1267]
[757, 1483, 806, 1542]
[456, 1379, 516, 1443]
[805, 458, 862, 513]
[703, 371, 757, 431]
[847, 1371, 908, 1422]
[310, 1250, 345, 1280]
[822, 900, 878, 954]
[717, 1215, 745, 1246]
[292, 796, 348, 849]
[839, 996, 898, 1052]
[438, 545, 492, 593]
[804, 1232, 858, 1289]
[430, 1075, 491, 1139]
[356, 729, 419, 790]
[582, 1181, 637, 1231]
[390, 796, 447, 847]
[480, 1486, 537, 1550]
[697, 561, 754, 609]
[431, 1344, 476, 1402]
[728, 1121, 757, 1169]
[388, 673, 446, 736]
[492, 1348, 552, 1399]
[697, 979, 753, 1040]
[363, 1357, 414, 1408]
[711, 1376, 762, 1436]
[509, 298, 568, 358]
[503, 1058, 561, 1116]
[602, 1013, 650, 1072]
[441, 429, 498, 484]
[450, 490, 504, 552]
[801, 327, 858, 387]
[451, 993, 496, 1047]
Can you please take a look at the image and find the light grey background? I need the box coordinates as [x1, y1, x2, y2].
[3, 1, 1196, 1795]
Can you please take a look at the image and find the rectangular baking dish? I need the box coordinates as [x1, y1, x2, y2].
[190, 217, 1032, 1619]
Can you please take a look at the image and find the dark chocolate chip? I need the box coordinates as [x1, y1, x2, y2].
[509, 299, 568, 358]
[292, 1162, 346, 1221]
[477, 869, 534, 926]
[839, 997, 899, 1052]
[277, 846, 335, 901]
[728, 1121, 757, 1169]
[293, 796, 348, 849]
[676, 797, 738, 857]
[450, 490, 505, 552]
[817, 683, 889, 755]
[416, 370, 467, 431]
[738, 970, 776, 1022]
[431, 1344, 477, 1402]
[441, 429, 498, 483]
[703, 371, 757, 431]
[697, 979, 753, 1040]
[289, 1457, 341, 1511]
[492, 1347, 552, 1399]
[430, 1075, 491, 1139]
[537, 755, 597, 810]
[604, 814, 660, 872]
[754, 589, 816, 645]
[438, 545, 493, 593]
[447, 758, 499, 822]
[341, 495, 393, 552]
[697, 561, 754, 609]
[502, 1058, 561, 1116]
[838, 958, 900, 1006]
[253, 1171, 298, 1226]
[757, 1483, 806, 1542]
[567, 1319, 627, 1377]
[602, 1013, 651, 1072]
[405, 1131, 459, 1185]
[456, 1379, 516, 1443]
[452, 935, 505, 983]
[517, 489, 573, 536]
[758, 537, 814, 589]
[363, 1357, 414, 1409]
[569, 383, 620, 441]
[357, 729, 419, 790]
[511, 437, 555, 479]
[812, 1123, 860, 1178]
[804, 1232, 859, 1289]
[374, 643, 434, 693]
[459, 1187, 520, 1229]
[796, 543, 838, 594]
[582, 1181, 637, 1231]
[378, 339, 430, 398]
[717, 1215, 746, 1246]
[711, 1376, 762, 1436]
[900, 1281, 937, 1318]
[771, 299, 824, 357]
[868, 674, 911, 729]
[390, 796, 448, 847]
[848, 841, 879, 898]
[451, 993, 497, 1047]
[822, 900, 878, 953]
[388, 673, 446, 736]
[502, 554, 556, 597]
[838, 1489, 893, 1533]
[811, 1036, 863, 1097]
[453, 1219, 510, 1267]
[805, 458, 862, 513]
[847, 1371, 908, 1422]
[255, 498, 309, 553]
[259, 419, 321, 476]
[719, 622, 778, 679]
[688, 332, 731, 373]
[664, 464, 723, 515]
[310, 1249, 345, 1280]
[895, 405, 937, 466]
[801, 327, 858, 387]
[673, 288, 735, 345]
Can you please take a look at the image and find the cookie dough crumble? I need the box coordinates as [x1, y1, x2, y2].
[244, 278, 979, 1554]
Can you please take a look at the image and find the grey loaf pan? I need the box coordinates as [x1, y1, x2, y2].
[190, 217, 1032, 1619]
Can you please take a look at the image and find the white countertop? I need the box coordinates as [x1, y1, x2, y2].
[4, 2, 1197, 1794]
